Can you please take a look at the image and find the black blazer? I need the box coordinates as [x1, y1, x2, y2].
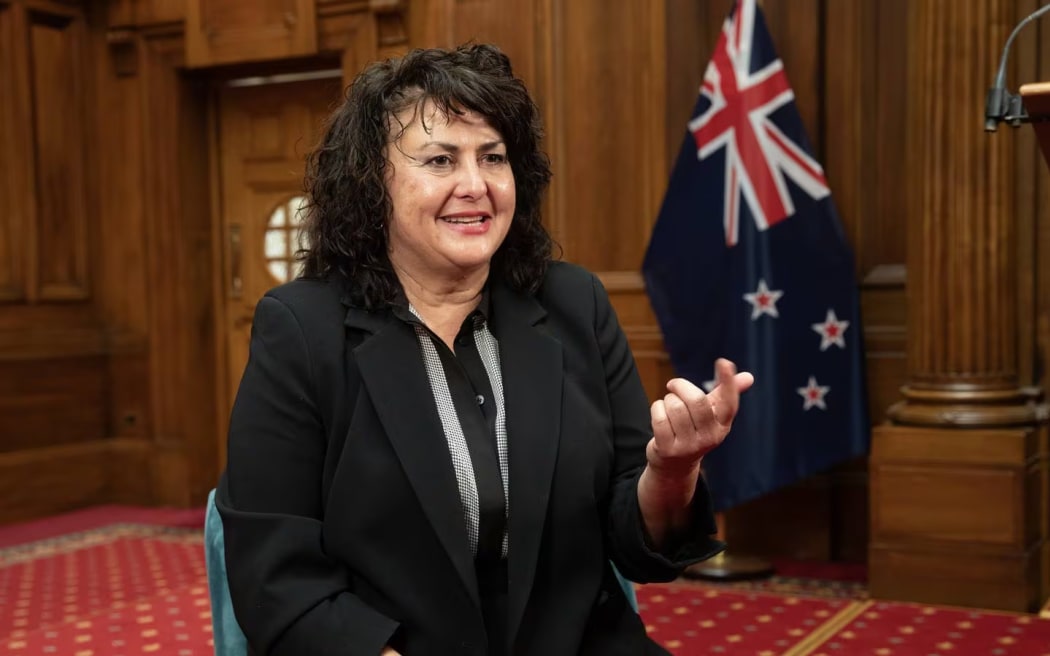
[217, 261, 723, 656]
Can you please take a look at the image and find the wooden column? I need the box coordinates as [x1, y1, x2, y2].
[869, 0, 1049, 612]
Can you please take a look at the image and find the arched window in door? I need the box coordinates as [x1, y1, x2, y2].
[265, 195, 308, 283]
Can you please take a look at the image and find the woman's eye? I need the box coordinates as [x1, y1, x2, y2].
[428, 155, 453, 167]
[483, 153, 508, 165]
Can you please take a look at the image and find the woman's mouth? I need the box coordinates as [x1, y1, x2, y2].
[441, 215, 489, 224]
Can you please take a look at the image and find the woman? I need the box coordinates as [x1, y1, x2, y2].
[216, 43, 753, 656]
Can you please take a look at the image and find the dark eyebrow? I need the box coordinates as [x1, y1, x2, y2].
[418, 140, 506, 152]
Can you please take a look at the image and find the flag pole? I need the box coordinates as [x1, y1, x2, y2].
[683, 513, 775, 581]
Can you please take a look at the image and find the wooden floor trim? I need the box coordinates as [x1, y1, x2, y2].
[780, 599, 874, 656]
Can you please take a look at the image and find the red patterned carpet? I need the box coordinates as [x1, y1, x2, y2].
[1, 509, 213, 655]
[2, 507, 1050, 655]
[637, 582, 1050, 655]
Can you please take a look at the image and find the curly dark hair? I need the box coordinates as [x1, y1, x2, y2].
[298, 43, 554, 307]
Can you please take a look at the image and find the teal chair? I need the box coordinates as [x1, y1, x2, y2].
[203, 490, 638, 656]
[204, 489, 249, 656]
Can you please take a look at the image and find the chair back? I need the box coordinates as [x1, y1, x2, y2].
[204, 489, 249, 656]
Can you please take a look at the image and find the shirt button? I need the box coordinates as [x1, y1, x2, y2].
[475, 394, 485, 406]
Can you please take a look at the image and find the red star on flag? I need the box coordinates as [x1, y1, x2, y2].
[811, 309, 850, 350]
[797, 376, 829, 410]
[742, 279, 783, 319]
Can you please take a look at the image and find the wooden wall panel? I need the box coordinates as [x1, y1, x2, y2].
[28, 10, 90, 300]
[447, 0, 537, 89]
[186, 0, 318, 67]
[108, 0, 185, 29]
[0, 440, 152, 525]
[0, 358, 108, 453]
[0, 1, 123, 526]
[761, 0, 821, 156]
[548, 2, 665, 272]
[93, 23, 149, 337]
[137, 33, 218, 505]
[0, 3, 27, 302]
[663, 0, 708, 168]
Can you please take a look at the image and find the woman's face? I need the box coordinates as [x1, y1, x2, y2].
[385, 102, 516, 284]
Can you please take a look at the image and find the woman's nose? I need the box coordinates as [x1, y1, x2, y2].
[455, 161, 487, 198]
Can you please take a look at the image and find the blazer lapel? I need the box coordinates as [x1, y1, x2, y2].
[490, 282, 564, 644]
[344, 305, 481, 608]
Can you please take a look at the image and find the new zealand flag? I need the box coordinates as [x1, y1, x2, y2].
[642, 0, 870, 511]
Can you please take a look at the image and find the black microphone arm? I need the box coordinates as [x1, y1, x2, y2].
[984, 2, 1050, 132]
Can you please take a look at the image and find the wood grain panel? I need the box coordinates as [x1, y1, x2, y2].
[0, 439, 151, 525]
[108, 349, 152, 439]
[822, 0, 867, 255]
[872, 425, 1038, 467]
[0, 3, 26, 301]
[726, 476, 832, 561]
[138, 35, 219, 505]
[761, 0, 821, 157]
[0, 323, 107, 360]
[869, 424, 1046, 611]
[663, 0, 715, 172]
[449, 0, 537, 89]
[868, 0, 910, 270]
[874, 466, 1021, 545]
[108, 0, 186, 28]
[550, 1, 665, 271]
[823, 0, 908, 425]
[830, 459, 871, 562]
[0, 357, 108, 453]
[95, 14, 149, 337]
[868, 545, 1040, 612]
[600, 273, 674, 403]
[28, 10, 90, 300]
[186, 0, 318, 67]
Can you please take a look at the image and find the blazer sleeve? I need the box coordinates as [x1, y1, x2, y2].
[590, 274, 726, 582]
[217, 294, 398, 655]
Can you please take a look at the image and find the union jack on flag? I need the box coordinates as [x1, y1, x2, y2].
[690, 0, 830, 246]
[642, 0, 870, 511]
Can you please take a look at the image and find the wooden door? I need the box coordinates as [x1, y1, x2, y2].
[216, 76, 343, 462]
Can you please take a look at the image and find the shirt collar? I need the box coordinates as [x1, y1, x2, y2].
[389, 284, 491, 327]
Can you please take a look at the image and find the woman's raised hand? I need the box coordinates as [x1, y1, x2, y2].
[646, 358, 754, 479]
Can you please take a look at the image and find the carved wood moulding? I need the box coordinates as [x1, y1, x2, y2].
[186, 0, 319, 68]
[2, 1, 93, 304]
[105, 0, 407, 71]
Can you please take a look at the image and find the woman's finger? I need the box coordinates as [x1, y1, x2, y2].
[664, 378, 708, 429]
[663, 392, 696, 443]
[650, 399, 673, 450]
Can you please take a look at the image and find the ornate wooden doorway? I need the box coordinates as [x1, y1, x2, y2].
[214, 74, 343, 468]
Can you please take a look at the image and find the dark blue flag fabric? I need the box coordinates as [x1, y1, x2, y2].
[642, 0, 870, 512]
